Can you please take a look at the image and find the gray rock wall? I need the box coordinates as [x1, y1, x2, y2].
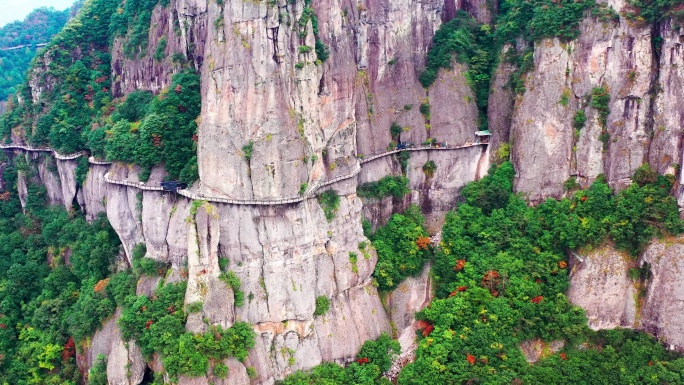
[568, 238, 684, 353]
[505, 10, 684, 200]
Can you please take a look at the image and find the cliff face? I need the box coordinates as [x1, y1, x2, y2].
[197, 0, 478, 200]
[509, 4, 660, 201]
[13, 0, 684, 382]
[506, 9, 684, 202]
[81, 164, 394, 384]
[567, 238, 684, 353]
[4, 0, 490, 382]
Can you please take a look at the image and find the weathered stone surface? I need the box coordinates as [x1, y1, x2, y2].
[34, 154, 64, 207]
[510, 39, 575, 202]
[196, 0, 479, 201]
[185, 202, 235, 332]
[640, 237, 684, 352]
[385, 263, 432, 349]
[487, 46, 517, 163]
[111, 0, 208, 97]
[510, 15, 655, 199]
[82, 164, 109, 221]
[106, 182, 144, 265]
[519, 339, 565, 363]
[56, 159, 78, 210]
[567, 245, 636, 329]
[85, 308, 145, 385]
[17, 170, 27, 210]
[651, 19, 683, 178]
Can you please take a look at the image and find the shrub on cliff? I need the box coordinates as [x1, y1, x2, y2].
[371, 205, 431, 290]
[104, 70, 201, 182]
[357, 175, 409, 200]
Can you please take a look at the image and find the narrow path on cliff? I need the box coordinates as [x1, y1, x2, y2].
[0, 142, 487, 205]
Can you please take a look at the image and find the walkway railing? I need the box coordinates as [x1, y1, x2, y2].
[88, 157, 113, 165]
[359, 142, 483, 164]
[104, 172, 165, 191]
[1, 141, 486, 205]
[0, 143, 91, 161]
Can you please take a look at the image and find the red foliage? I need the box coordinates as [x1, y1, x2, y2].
[178, 105, 186, 112]
[466, 354, 476, 365]
[62, 337, 75, 361]
[648, 361, 654, 366]
[192, 134, 198, 142]
[581, 196, 588, 202]
[416, 236, 430, 250]
[175, 84, 182, 93]
[0, 324, 6, 329]
[535, 278, 542, 284]
[558, 261, 567, 269]
[356, 357, 369, 364]
[454, 259, 466, 271]
[0, 191, 11, 201]
[531, 296, 544, 304]
[151, 134, 162, 147]
[93, 278, 110, 293]
[448, 288, 463, 297]
[560, 352, 568, 361]
[167, 306, 175, 314]
[482, 270, 502, 296]
[140, 306, 147, 312]
[94, 76, 108, 84]
[145, 320, 154, 329]
[416, 320, 434, 336]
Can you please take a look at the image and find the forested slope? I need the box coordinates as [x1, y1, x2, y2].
[0, 4, 79, 103]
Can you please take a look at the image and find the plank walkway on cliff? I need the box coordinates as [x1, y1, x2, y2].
[0, 142, 486, 205]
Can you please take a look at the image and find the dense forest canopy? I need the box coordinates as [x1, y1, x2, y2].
[283, 163, 684, 384]
[0, 0, 683, 383]
[0, 0, 200, 184]
[0, 4, 80, 102]
[0, 151, 255, 384]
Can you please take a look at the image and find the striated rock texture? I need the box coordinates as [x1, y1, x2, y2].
[567, 245, 636, 329]
[509, 3, 663, 201]
[640, 237, 684, 353]
[111, 0, 208, 97]
[568, 238, 684, 352]
[384, 264, 432, 351]
[83, 309, 146, 385]
[197, 0, 479, 200]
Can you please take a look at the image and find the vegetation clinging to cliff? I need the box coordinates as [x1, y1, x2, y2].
[0, 6, 73, 101]
[118, 282, 256, 379]
[0, 0, 201, 184]
[401, 162, 683, 383]
[0, 155, 130, 384]
[370, 205, 432, 291]
[421, 0, 603, 117]
[419, 11, 495, 129]
[102, 70, 201, 183]
[283, 162, 684, 384]
[0, 0, 118, 151]
[109, 0, 169, 58]
[282, 333, 399, 385]
[357, 175, 409, 200]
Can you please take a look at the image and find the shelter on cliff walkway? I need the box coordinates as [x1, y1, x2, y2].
[475, 130, 491, 144]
